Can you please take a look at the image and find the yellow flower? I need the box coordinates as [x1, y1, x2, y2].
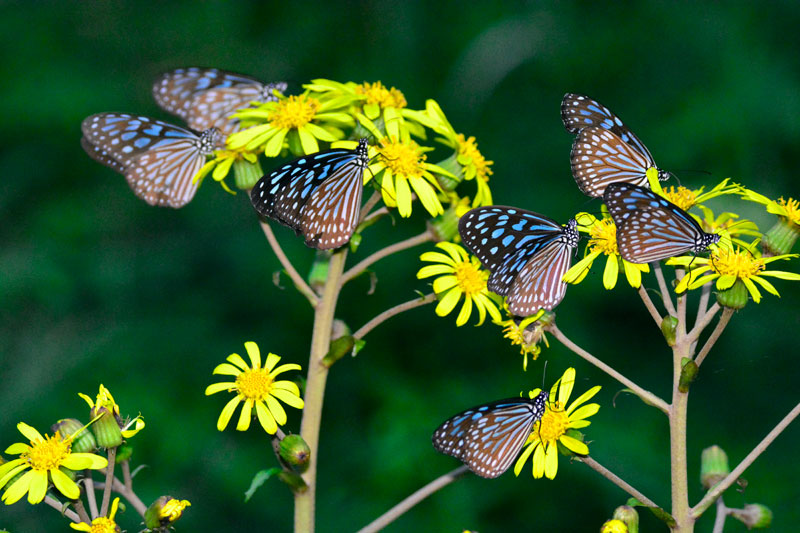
[417, 242, 502, 326]
[70, 497, 121, 532]
[494, 310, 552, 370]
[195, 146, 260, 193]
[514, 368, 601, 479]
[740, 189, 800, 227]
[354, 81, 407, 117]
[661, 178, 740, 210]
[205, 342, 304, 434]
[601, 519, 629, 533]
[563, 212, 649, 289]
[228, 93, 353, 157]
[668, 243, 800, 303]
[78, 385, 144, 440]
[0, 423, 108, 505]
[160, 497, 191, 522]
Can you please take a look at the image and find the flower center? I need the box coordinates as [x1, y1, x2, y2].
[355, 81, 407, 109]
[268, 95, 321, 129]
[453, 260, 486, 296]
[663, 186, 697, 210]
[779, 197, 800, 226]
[710, 248, 764, 278]
[235, 369, 274, 402]
[588, 218, 619, 255]
[24, 432, 71, 471]
[87, 517, 118, 533]
[378, 137, 425, 178]
[537, 405, 569, 443]
[456, 134, 493, 182]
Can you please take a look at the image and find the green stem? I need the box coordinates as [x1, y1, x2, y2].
[295, 250, 348, 533]
[100, 446, 117, 517]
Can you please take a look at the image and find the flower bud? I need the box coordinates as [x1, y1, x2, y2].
[660, 316, 678, 346]
[678, 358, 698, 393]
[233, 158, 263, 190]
[91, 407, 123, 449]
[700, 445, 730, 489]
[762, 218, 799, 256]
[52, 419, 96, 453]
[730, 503, 772, 529]
[612, 505, 639, 533]
[279, 434, 311, 473]
[145, 496, 191, 529]
[716, 279, 748, 309]
[428, 204, 461, 242]
[600, 519, 628, 533]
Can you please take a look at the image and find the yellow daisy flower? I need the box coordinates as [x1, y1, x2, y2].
[601, 519, 629, 533]
[740, 189, 800, 226]
[78, 384, 145, 442]
[668, 243, 800, 303]
[227, 92, 353, 157]
[661, 178, 740, 211]
[740, 188, 800, 255]
[494, 310, 553, 371]
[563, 212, 649, 289]
[514, 367, 601, 479]
[0, 422, 108, 505]
[195, 146, 261, 192]
[205, 342, 304, 434]
[417, 242, 502, 326]
[70, 497, 121, 532]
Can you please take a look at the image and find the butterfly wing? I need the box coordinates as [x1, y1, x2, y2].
[458, 207, 565, 295]
[561, 93, 654, 160]
[604, 182, 711, 263]
[507, 238, 575, 315]
[124, 140, 206, 207]
[570, 127, 656, 197]
[251, 142, 367, 249]
[432, 399, 540, 478]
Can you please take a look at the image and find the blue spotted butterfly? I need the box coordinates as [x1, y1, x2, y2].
[604, 182, 720, 263]
[459, 206, 580, 316]
[81, 113, 224, 208]
[562, 93, 669, 197]
[433, 390, 549, 478]
[251, 139, 369, 250]
[153, 67, 287, 135]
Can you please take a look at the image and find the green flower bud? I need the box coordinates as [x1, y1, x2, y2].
[233, 158, 263, 190]
[433, 152, 464, 192]
[91, 407, 123, 449]
[145, 495, 191, 529]
[428, 205, 461, 242]
[612, 505, 639, 533]
[730, 503, 772, 529]
[678, 358, 698, 393]
[279, 434, 311, 472]
[116, 443, 133, 463]
[762, 218, 800, 256]
[660, 316, 678, 346]
[52, 419, 96, 453]
[716, 279, 748, 309]
[700, 445, 730, 489]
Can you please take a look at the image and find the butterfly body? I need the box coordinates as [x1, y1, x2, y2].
[459, 206, 579, 315]
[604, 182, 720, 263]
[153, 67, 287, 134]
[81, 113, 224, 208]
[433, 391, 549, 478]
[251, 139, 369, 250]
[562, 93, 669, 197]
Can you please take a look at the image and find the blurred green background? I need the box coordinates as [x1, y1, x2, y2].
[2, 2, 800, 531]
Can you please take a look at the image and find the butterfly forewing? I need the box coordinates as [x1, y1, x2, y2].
[604, 182, 719, 263]
[459, 207, 566, 295]
[432, 392, 549, 478]
[570, 127, 655, 197]
[561, 93, 653, 160]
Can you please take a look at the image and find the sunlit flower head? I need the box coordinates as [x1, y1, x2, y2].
[160, 497, 191, 523]
[563, 213, 649, 290]
[228, 92, 353, 157]
[601, 519, 629, 533]
[417, 242, 502, 326]
[195, 146, 260, 193]
[70, 497, 121, 532]
[0, 423, 108, 505]
[205, 342, 304, 434]
[355, 81, 407, 114]
[494, 310, 553, 370]
[668, 243, 800, 304]
[741, 189, 800, 227]
[514, 368, 600, 479]
[661, 178, 740, 211]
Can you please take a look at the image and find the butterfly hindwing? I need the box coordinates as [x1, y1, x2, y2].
[432, 392, 549, 478]
[507, 238, 574, 316]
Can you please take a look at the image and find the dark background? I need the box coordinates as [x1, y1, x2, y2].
[2, 2, 799, 531]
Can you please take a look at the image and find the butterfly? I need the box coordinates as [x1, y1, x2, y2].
[458, 206, 580, 316]
[81, 113, 224, 208]
[432, 390, 549, 478]
[153, 67, 288, 135]
[250, 138, 369, 250]
[603, 182, 720, 263]
[561, 93, 669, 197]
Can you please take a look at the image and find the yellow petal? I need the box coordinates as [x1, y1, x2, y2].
[395, 177, 412, 217]
[217, 396, 242, 431]
[559, 434, 589, 455]
[566, 386, 602, 416]
[435, 288, 462, 316]
[742, 277, 762, 303]
[212, 363, 242, 376]
[432, 275, 459, 294]
[532, 443, 546, 478]
[297, 126, 320, 155]
[271, 388, 305, 409]
[62, 453, 108, 471]
[271, 380, 301, 396]
[2, 470, 35, 505]
[255, 402, 278, 434]
[51, 468, 80, 500]
[27, 469, 48, 504]
[236, 400, 253, 431]
[543, 443, 559, 479]
[716, 274, 737, 290]
[602, 255, 619, 290]
[0, 462, 28, 489]
[409, 176, 443, 216]
[17, 422, 43, 443]
[455, 297, 473, 327]
[558, 368, 576, 405]
[622, 260, 643, 288]
[568, 403, 601, 422]
[225, 352, 250, 371]
[244, 342, 262, 368]
[563, 252, 598, 284]
[473, 296, 487, 326]
[265, 353, 283, 373]
[417, 264, 454, 279]
[419, 251, 456, 266]
[205, 382, 235, 396]
[4, 443, 29, 455]
[264, 129, 288, 157]
[266, 396, 288, 425]
[750, 275, 780, 297]
[514, 443, 535, 476]
[269, 363, 301, 379]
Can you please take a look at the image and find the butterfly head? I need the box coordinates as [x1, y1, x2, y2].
[198, 128, 225, 155]
[657, 169, 671, 182]
[261, 82, 288, 103]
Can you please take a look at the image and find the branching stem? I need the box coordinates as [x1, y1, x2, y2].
[45, 495, 81, 522]
[653, 262, 677, 316]
[638, 285, 663, 326]
[341, 230, 434, 286]
[579, 456, 659, 508]
[260, 221, 320, 307]
[353, 293, 436, 340]
[694, 308, 734, 366]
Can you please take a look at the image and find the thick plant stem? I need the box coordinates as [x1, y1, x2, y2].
[670, 292, 693, 532]
[295, 250, 347, 533]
